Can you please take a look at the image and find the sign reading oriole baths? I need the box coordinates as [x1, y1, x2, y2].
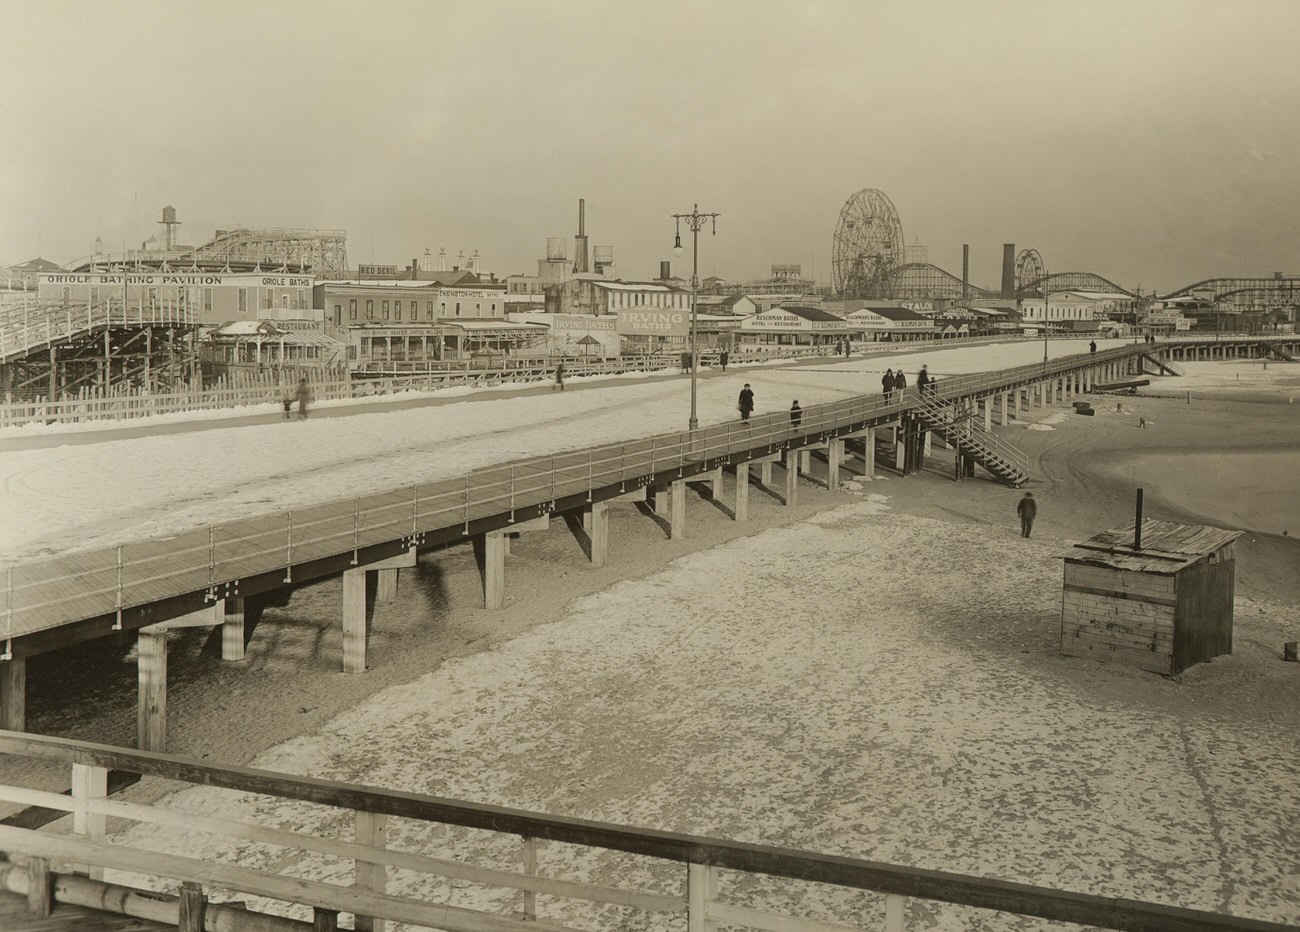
[616, 309, 689, 335]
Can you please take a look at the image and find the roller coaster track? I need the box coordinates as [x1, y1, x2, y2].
[0, 301, 195, 365]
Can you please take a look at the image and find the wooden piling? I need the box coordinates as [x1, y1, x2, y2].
[342, 567, 368, 674]
[137, 626, 167, 752]
[0, 659, 25, 733]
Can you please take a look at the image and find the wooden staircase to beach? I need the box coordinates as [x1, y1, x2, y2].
[910, 390, 1030, 487]
[1261, 342, 1296, 361]
[1138, 352, 1185, 376]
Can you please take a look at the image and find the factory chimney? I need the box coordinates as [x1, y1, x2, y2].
[962, 244, 970, 300]
[573, 198, 590, 274]
[1001, 244, 1016, 298]
[660, 261, 671, 281]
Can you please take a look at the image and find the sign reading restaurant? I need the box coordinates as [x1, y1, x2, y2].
[616, 309, 689, 336]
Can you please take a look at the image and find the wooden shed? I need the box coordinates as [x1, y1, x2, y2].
[1060, 519, 1241, 675]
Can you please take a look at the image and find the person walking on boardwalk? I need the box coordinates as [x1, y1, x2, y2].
[916, 364, 931, 395]
[789, 399, 803, 430]
[1017, 491, 1037, 538]
[554, 361, 565, 391]
[894, 369, 908, 396]
[1089, 340, 1097, 355]
[719, 349, 729, 372]
[738, 383, 755, 421]
[294, 378, 312, 420]
[882, 368, 896, 402]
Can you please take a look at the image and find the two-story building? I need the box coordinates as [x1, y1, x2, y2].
[38, 270, 318, 325]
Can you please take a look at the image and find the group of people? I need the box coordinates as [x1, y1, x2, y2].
[882, 365, 937, 401]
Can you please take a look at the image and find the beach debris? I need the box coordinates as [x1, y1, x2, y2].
[1285, 642, 1298, 663]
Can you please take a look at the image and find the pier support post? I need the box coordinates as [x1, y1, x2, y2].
[483, 531, 508, 608]
[0, 659, 25, 733]
[588, 501, 609, 566]
[827, 438, 843, 489]
[670, 479, 687, 538]
[705, 467, 723, 500]
[1014, 389, 1023, 419]
[759, 461, 772, 485]
[734, 463, 750, 521]
[799, 449, 812, 473]
[342, 567, 368, 673]
[785, 449, 800, 506]
[1000, 392, 1010, 426]
[864, 427, 876, 478]
[137, 625, 168, 752]
[221, 597, 246, 661]
[983, 399, 992, 431]
[376, 568, 398, 602]
[652, 485, 670, 518]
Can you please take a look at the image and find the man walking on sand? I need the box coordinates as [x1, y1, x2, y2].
[1017, 491, 1037, 538]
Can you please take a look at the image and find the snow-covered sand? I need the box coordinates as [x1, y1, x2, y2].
[5, 341, 1298, 929]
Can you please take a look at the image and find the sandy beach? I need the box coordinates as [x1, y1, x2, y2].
[5, 361, 1300, 930]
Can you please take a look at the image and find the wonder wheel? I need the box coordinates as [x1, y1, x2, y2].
[832, 189, 905, 299]
[1015, 248, 1046, 296]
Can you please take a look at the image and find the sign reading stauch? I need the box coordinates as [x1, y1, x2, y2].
[616, 308, 689, 335]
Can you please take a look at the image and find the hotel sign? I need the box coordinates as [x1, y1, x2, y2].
[616, 309, 689, 335]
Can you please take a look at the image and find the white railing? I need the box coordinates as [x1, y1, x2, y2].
[0, 732, 1289, 932]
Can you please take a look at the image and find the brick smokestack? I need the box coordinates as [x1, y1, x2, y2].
[1001, 244, 1015, 298]
[660, 261, 670, 281]
[573, 198, 589, 274]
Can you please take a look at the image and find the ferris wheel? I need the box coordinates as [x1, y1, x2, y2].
[1015, 248, 1046, 296]
[832, 189, 905, 299]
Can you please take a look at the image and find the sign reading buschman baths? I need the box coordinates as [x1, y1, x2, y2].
[616, 309, 689, 336]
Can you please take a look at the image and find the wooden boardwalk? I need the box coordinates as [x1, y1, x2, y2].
[0, 887, 169, 931]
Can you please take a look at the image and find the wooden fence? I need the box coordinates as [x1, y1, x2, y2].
[0, 731, 1293, 932]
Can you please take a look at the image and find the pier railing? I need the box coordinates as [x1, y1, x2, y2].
[1, 345, 1146, 646]
[0, 731, 1291, 932]
[0, 299, 195, 363]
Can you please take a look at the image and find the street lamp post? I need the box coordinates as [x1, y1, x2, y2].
[672, 203, 720, 431]
[1042, 272, 1050, 363]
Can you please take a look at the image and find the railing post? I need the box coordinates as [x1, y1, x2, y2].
[178, 882, 207, 932]
[354, 810, 387, 932]
[521, 835, 538, 921]
[71, 761, 108, 880]
[687, 861, 718, 932]
[884, 893, 906, 932]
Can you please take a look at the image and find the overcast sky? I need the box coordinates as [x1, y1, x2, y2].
[2, 0, 1297, 292]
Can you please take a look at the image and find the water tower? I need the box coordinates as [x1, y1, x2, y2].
[160, 205, 180, 250]
[593, 246, 615, 276]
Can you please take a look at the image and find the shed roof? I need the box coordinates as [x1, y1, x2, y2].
[1062, 519, 1240, 573]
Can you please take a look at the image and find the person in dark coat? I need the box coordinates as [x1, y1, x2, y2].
[738, 383, 755, 421]
[719, 350, 729, 372]
[1017, 491, 1037, 538]
[294, 378, 311, 420]
[916, 365, 931, 394]
[894, 369, 908, 394]
[1089, 340, 1097, 354]
[789, 400, 803, 430]
[882, 369, 896, 401]
[554, 361, 565, 391]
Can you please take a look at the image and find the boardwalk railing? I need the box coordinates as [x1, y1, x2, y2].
[0, 731, 1292, 932]
[1, 346, 1147, 647]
